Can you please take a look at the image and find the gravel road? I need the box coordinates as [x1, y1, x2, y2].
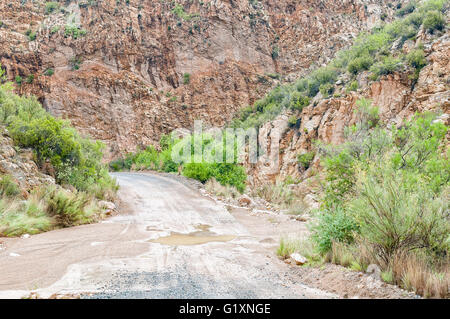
[0, 172, 335, 299]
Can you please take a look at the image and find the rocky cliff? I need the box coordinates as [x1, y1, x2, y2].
[246, 29, 449, 206]
[0, 0, 401, 159]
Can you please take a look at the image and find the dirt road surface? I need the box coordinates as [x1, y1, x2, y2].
[0, 172, 336, 299]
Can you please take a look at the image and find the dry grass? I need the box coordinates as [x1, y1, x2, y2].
[251, 182, 294, 208]
[327, 241, 449, 298]
[0, 194, 53, 236]
[0, 185, 103, 237]
[205, 178, 240, 199]
[391, 252, 449, 298]
[277, 237, 325, 266]
[277, 237, 301, 259]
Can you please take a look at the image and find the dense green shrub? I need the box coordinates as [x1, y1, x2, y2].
[347, 55, 374, 74]
[0, 81, 117, 199]
[369, 56, 402, 79]
[27, 31, 36, 41]
[15, 76, 22, 85]
[297, 152, 315, 169]
[423, 10, 446, 32]
[406, 48, 427, 69]
[310, 207, 359, 254]
[172, 3, 194, 21]
[182, 162, 246, 193]
[64, 25, 87, 39]
[110, 133, 248, 192]
[288, 116, 298, 127]
[406, 48, 428, 79]
[26, 74, 34, 84]
[319, 83, 334, 97]
[289, 92, 310, 111]
[45, 2, 60, 14]
[346, 80, 358, 92]
[349, 166, 449, 264]
[315, 107, 448, 250]
[51, 26, 61, 34]
[396, 1, 417, 16]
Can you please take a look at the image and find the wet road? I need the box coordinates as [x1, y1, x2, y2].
[0, 172, 334, 298]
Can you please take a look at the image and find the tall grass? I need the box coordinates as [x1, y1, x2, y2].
[0, 185, 102, 236]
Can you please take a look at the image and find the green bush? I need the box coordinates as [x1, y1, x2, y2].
[297, 152, 315, 169]
[346, 80, 358, 92]
[45, 2, 59, 14]
[44, 68, 54, 76]
[27, 31, 36, 41]
[423, 10, 446, 32]
[183, 73, 191, 85]
[113, 133, 248, 192]
[289, 92, 310, 111]
[347, 55, 374, 74]
[349, 166, 449, 264]
[0, 81, 117, 199]
[64, 25, 87, 39]
[319, 83, 334, 97]
[15, 76, 22, 85]
[396, 1, 417, 16]
[313, 113, 449, 276]
[406, 48, 427, 69]
[406, 48, 427, 79]
[183, 162, 246, 192]
[0, 175, 21, 197]
[26, 74, 34, 84]
[51, 26, 61, 34]
[70, 57, 82, 70]
[172, 3, 194, 21]
[288, 116, 298, 127]
[369, 56, 402, 79]
[311, 207, 359, 254]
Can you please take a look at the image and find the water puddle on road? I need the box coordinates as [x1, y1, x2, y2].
[149, 224, 236, 246]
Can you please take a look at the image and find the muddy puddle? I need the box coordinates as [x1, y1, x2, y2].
[149, 224, 236, 246]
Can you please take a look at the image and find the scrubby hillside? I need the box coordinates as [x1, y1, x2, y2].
[230, 0, 449, 298]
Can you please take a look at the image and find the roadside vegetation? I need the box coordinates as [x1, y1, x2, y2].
[231, 0, 448, 130]
[282, 99, 449, 298]
[0, 66, 117, 236]
[270, 0, 449, 297]
[109, 133, 247, 192]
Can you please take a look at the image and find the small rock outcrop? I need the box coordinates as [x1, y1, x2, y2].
[290, 253, 307, 265]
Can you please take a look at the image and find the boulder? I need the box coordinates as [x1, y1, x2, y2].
[238, 195, 254, 207]
[290, 253, 307, 265]
[366, 264, 381, 281]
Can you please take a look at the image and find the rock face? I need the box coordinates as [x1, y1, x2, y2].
[246, 32, 450, 188]
[0, 0, 399, 160]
